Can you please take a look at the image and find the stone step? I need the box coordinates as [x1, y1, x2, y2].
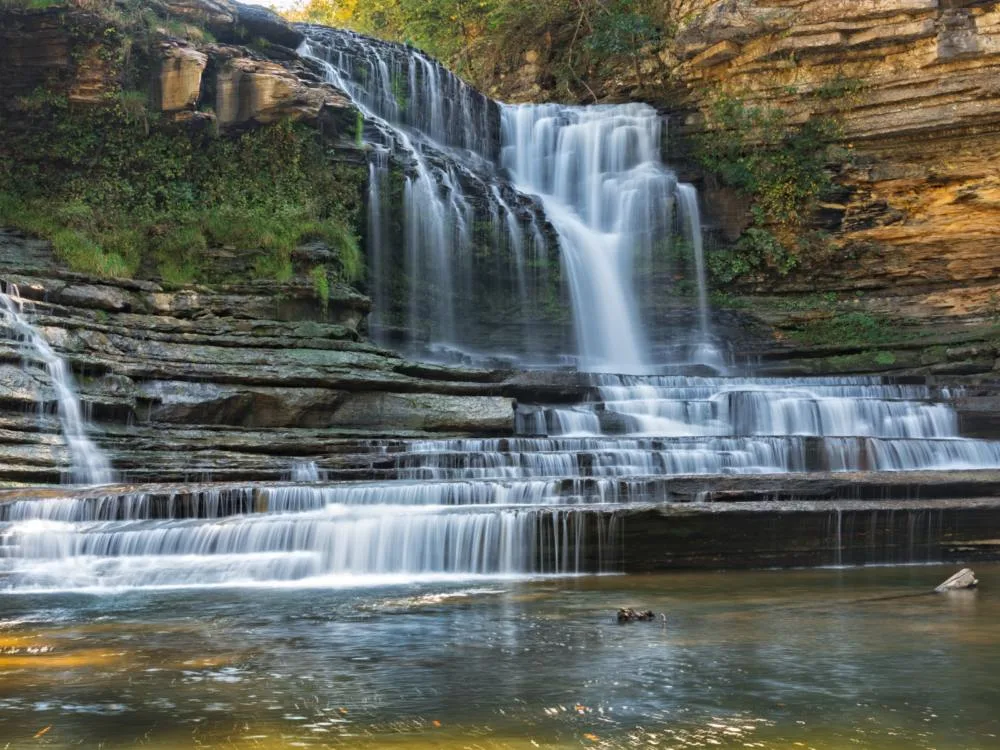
[4, 471, 1000, 522]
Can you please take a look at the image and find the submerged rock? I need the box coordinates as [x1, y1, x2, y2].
[935, 568, 978, 592]
[616, 608, 657, 624]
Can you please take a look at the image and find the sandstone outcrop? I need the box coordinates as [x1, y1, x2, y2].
[0, 1, 352, 131]
[674, 0, 1000, 321]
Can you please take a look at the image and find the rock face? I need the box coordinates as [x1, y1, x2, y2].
[673, 0, 1000, 320]
[0, 232, 517, 484]
[0, 2, 351, 131]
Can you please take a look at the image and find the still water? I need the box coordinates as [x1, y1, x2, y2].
[1, 565, 998, 749]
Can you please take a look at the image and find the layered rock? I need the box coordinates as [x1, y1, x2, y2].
[673, 0, 1000, 320]
[0, 231, 517, 485]
[0, 0, 350, 131]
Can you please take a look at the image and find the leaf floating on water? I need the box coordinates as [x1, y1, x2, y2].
[33, 726, 52, 739]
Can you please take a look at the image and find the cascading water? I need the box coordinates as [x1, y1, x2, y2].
[4, 29, 997, 594]
[500, 104, 710, 372]
[0, 284, 113, 485]
[301, 29, 551, 362]
[4, 370, 1000, 589]
[300, 29, 711, 370]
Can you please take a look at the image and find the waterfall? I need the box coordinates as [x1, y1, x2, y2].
[302, 30, 542, 361]
[0, 490, 619, 590]
[300, 29, 711, 371]
[500, 103, 692, 372]
[0, 284, 114, 485]
[676, 185, 723, 369]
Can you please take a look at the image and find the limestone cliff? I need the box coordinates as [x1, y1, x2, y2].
[675, 0, 1000, 315]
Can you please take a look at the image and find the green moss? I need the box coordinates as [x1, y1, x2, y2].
[814, 75, 866, 101]
[789, 312, 896, 348]
[355, 110, 365, 147]
[310, 265, 330, 309]
[825, 350, 899, 372]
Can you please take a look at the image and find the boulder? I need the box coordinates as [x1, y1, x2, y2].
[935, 568, 978, 592]
[233, 2, 304, 49]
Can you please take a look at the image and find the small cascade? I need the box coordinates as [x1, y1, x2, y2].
[289, 462, 324, 483]
[3, 371, 999, 590]
[0, 483, 619, 590]
[676, 185, 723, 370]
[0, 284, 113, 485]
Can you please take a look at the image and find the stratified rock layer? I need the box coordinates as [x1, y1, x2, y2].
[0, 233, 516, 484]
[675, 0, 1000, 320]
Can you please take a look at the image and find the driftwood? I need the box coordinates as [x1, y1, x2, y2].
[935, 568, 978, 592]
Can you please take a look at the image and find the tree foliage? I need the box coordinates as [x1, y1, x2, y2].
[288, 0, 705, 98]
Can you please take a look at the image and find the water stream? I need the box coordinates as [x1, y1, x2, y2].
[0, 566, 997, 749]
[301, 29, 710, 370]
[0, 285, 113, 485]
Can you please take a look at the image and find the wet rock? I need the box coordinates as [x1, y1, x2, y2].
[935, 568, 978, 592]
[616, 608, 657, 624]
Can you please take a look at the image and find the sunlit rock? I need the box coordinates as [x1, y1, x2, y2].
[935, 568, 979, 592]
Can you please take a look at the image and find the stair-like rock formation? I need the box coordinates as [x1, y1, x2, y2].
[0, 232, 518, 485]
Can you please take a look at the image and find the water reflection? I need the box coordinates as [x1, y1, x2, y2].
[0, 565, 998, 748]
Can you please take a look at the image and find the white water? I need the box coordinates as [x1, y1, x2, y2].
[501, 104, 695, 372]
[0, 285, 113, 485]
[4, 373, 1000, 590]
[302, 31, 544, 360]
[301, 30, 711, 370]
[0, 500, 616, 590]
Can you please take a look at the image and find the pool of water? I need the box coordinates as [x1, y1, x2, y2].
[1, 565, 998, 748]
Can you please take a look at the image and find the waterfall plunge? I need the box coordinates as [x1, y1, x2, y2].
[0, 285, 114, 485]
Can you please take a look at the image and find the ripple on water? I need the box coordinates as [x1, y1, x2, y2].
[0, 568, 997, 749]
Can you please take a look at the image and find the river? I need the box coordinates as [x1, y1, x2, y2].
[1, 564, 996, 748]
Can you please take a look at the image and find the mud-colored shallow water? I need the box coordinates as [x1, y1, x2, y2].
[1, 565, 998, 749]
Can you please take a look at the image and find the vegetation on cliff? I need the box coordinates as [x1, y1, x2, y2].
[290, 0, 702, 99]
[0, 0, 365, 287]
[1, 102, 364, 284]
[693, 95, 844, 284]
